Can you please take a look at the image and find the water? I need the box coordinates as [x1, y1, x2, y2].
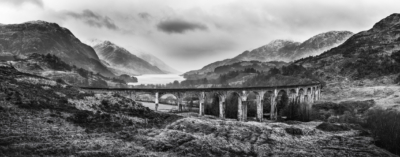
[127, 74, 185, 85]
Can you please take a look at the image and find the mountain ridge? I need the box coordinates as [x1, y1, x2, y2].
[184, 30, 353, 79]
[0, 20, 114, 77]
[138, 53, 181, 74]
[92, 40, 165, 76]
[296, 13, 400, 83]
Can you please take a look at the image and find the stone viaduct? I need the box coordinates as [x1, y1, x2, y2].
[80, 83, 322, 121]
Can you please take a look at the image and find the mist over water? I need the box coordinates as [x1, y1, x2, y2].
[128, 74, 186, 85]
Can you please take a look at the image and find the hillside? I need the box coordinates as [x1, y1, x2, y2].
[184, 31, 353, 79]
[0, 21, 114, 77]
[6, 53, 130, 87]
[92, 41, 165, 76]
[184, 60, 288, 80]
[296, 13, 400, 83]
[138, 53, 180, 74]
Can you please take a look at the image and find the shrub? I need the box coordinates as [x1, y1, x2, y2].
[395, 74, 400, 84]
[311, 100, 375, 123]
[364, 108, 400, 155]
[316, 122, 350, 132]
[280, 102, 311, 121]
[285, 127, 303, 136]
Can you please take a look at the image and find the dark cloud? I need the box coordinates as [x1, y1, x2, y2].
[0, 0, 43, 7]
[157, 19, 207, 34]
[65, 9, 119, 30]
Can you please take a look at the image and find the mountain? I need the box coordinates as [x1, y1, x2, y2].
[235, 31, 353, 62]
[296, 13, 400, 83]
[234, 40, 301, 62]
[92, 41, 165, 76]
[7, 53, 130, 87]
[0, 20, 114, 77]
[184, 31, 353, 79]
[138, 53, 180, 74]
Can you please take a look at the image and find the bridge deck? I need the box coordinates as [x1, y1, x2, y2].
[79, 82, 321, 92]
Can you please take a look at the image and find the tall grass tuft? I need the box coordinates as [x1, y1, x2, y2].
[365, 108, 400, 155]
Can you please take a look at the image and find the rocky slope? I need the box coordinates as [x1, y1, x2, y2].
[92, 41, 165, 76]
[0, 20, 114, 77]
[138, 53, 180, 74]
[184, 31, 353, 79]
[296, 13, 400, 83]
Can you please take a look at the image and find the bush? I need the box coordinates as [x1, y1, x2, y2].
[395, 74, 400, 84]
[316, 122, 350, 132]
[56, 78, 66, 84]
[365, 108, 400, 155]
[285, 127, 303, 135]
[311, 100, 375, 123]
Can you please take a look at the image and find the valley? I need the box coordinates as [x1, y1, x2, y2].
[0, 2, 400, 156]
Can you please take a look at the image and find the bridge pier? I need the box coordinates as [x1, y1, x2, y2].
[155, 92, 159, 111]
[177, 98, 182, 112]
[243, 101, 248, 121]
[256, 91, 265, 122]
[270, 89, 278, 120]
[238, 97, 244, 121]
[199, 92, 205, 116]
[219, 94, 226, 119]
[237, 91, 249, 121]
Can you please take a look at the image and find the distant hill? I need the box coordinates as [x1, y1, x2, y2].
[184, 31, 353, 78]
[92, 41, 165, 76]
[138, 53, 180, 74]
[296, 13, 400, 83]
[0, 20, 114, 77]
[184, 60, 288, 80]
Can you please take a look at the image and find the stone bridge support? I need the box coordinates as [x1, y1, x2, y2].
[199, 92, 205, 116]
[271, 89, 278, 120]
[256, 91, 266, 122]
[237, 91, 249, 122]
[154, 92, 159, 111]
[219, 93, 227, 119]
[176, 92, 185, 112]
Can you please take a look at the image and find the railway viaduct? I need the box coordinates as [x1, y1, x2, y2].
[80, 83, 322, 122]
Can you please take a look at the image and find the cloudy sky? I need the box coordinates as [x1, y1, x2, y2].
[0, 0, 399, 72]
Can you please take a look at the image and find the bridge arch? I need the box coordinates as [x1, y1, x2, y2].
[298, 88, 305, 104]
[224, 91, 241, 119]
[159, 93, 178, 106]
[284, 89, 298, 120]
[135, 92, 155, 102]
[204, 92, 222, 117]
[274, 89, 289, 120]
[304, 88, 311, 103]
[262, 91, 274, 120]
